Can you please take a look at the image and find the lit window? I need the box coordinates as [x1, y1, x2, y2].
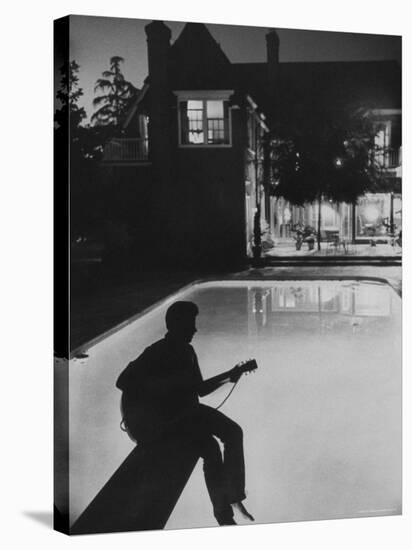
[181, 100, 204, 144]
[180, 99, 230, 145]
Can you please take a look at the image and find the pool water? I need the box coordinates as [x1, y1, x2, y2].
[65, 280, 401, 529]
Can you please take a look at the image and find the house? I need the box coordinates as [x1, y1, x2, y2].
[227, 44, 401, 246]
[101, 21, 401, 264]
[101, 21, 273, 265]
[264, 59, 401, 244]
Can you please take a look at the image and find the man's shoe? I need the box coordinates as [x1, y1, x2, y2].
[218, 517, 237, 526]
[232, 501, 255, 522]
[215, 508, 236, 526]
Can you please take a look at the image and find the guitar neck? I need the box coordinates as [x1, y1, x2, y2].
[212, 360, 257, 385]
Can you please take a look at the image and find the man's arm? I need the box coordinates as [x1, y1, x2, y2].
[197, 368, 241, 397]
[192, 347, 243, 397]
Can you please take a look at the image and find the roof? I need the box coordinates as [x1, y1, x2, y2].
[233, 59, 401, 114]
[123, 23, 401, 130]
[232, 62, 270, 108]
[281, 60, 400, 109]
[122, 84, 149, 130]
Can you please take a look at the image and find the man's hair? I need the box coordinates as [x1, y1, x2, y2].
[165, 301, 199, 330]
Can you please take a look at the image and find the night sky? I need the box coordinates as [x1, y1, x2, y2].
[65, 15, 401, 122]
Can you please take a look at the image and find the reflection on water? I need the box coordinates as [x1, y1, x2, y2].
[249, 282, 392, 334]
[269, 283, 390, 316]
[66, 280, 401, 530]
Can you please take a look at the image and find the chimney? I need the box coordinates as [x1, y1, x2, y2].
[144, 21, 173, 247]
[145, 20, 171, 90]
[266, 29, 279, 92]
[144, 21, 171, 167]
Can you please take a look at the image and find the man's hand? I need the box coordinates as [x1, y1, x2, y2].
[199, 364, 247, 397]
[229, 366, 242, 383]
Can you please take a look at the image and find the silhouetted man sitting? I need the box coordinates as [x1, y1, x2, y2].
[116, 301, 254, 526]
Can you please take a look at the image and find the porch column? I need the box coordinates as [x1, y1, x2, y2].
[351, 203, 356, 243]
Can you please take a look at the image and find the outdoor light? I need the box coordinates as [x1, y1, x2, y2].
[334, 157, 343, 167]
[284, 207, 291, 223]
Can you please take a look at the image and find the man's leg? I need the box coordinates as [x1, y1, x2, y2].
[196, 435, 235, 525]
[171, 416, 235, 525]
[196, 405, 246, 505]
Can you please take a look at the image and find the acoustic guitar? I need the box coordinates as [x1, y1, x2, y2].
[120, 358, 258, 443]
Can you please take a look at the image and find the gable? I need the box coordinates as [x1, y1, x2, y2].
[169, 23, 233, 90]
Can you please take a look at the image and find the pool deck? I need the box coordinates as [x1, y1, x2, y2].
[69, 264, 401, 353]
[265, 241, 402, 258]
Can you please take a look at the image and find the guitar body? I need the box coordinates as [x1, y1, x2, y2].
[120, 391, 164, 444]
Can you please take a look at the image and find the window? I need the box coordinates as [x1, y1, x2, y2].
[355, 194, 391, 238]
[206, 100, 228, 144]
[247, 111, 258, 151]
[179, 99, 230, 146]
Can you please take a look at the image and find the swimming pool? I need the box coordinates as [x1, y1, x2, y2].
[64, 279, 401, 529]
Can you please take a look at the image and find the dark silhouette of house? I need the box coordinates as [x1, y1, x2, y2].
[101, 21, 401, 263]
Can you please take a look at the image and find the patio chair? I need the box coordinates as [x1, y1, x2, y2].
[339, 239, 352, 254]
[323, 230, 340, 254]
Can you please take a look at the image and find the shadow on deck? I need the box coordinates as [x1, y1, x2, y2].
[68, 436, 200, 535]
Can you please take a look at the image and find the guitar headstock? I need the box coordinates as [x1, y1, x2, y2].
[235, 358, 258, 375]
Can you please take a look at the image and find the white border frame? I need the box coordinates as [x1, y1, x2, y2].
[6, 2, 409, 549]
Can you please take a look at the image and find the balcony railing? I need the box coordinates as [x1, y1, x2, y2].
[374, 147, 401, 170]
[384, 147, 401, 168]
[103, 138, 149, 163]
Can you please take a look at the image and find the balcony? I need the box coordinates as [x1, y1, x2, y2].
[384, 147, 401, 168]
[102, 138, 149, 164]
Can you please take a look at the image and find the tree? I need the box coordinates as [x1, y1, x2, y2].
[269, 95, 387, 249]
[92, 56, 138, 127]
[54, 60, 104, 241]
[55, 60, 87, 137]
[55, 60, 104, 159]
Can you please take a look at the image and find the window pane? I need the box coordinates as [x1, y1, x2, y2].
[187, 100, 203, 110]
[180, 101, 204, 144]
[206, 100, 224, 118]
[223, 101, 229, 143]
[356, 194, 391, 237]
[207, 100, 229, 144]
